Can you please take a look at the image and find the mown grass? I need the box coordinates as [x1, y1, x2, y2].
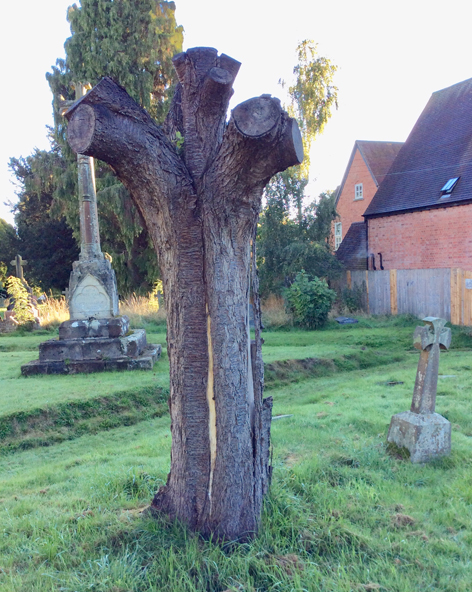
[0, 315, 471, 591]
[0, 330, 167, 416]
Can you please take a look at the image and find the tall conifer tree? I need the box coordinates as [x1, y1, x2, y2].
[47, 0, 183, 292]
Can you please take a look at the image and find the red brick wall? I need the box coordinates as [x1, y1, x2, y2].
[368, 204, 472, 270]
[336, 148, 378, 241]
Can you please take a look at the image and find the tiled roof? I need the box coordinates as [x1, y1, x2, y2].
[364, 77, 472, 218]
[357, 141, 404, 185]
[335, 141, 403, 206]
[335, 222, 367, 270]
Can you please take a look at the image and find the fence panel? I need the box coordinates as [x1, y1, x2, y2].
[337, 268, 472, 324]
[367, 270, 391, 315]
[396, 269, 451, 319]
[463, 270, 472, 326]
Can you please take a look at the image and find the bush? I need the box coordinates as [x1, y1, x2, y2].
[5, 276, 35, 327]
[341, 282, 366, 312]
[284, 270, 336, 329]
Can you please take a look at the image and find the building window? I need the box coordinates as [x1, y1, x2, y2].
[354, 183, 363, 200]
[441, 177, 460, 196]
[334, 222, 342, 250]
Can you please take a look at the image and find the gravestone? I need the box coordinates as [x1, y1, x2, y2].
[21, 84, 160, 375]
[10, 254, 27, 282]
[387, 317, 452, 463]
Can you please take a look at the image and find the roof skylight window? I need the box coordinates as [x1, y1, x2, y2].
[441, 177, 460, 195]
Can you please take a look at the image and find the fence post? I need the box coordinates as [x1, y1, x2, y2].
[450, 268, 462, 326]
[365, 270, 369, 314]
[347, 270, 351, 289]
[390, 269, 398, 316]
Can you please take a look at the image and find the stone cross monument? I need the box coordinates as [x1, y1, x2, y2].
[21, 83, 160, 375]
[10, 255, 27, 282]
[387, 317, 452, 463]
[66, 83, 119, 321]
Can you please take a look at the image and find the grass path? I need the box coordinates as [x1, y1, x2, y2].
[0, 317, 471, 591]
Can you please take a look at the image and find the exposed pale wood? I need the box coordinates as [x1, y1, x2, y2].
[390, 269, 398, 315]
[450, 268, 462, 325]
[463, 269, 472, 326]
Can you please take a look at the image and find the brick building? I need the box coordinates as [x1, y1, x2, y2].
[334, 141, 402, 268]
[337, 77, 472, 272]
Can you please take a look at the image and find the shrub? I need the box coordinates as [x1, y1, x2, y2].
[341, 282, 366, 312]
[5, 276, 35, 327]
[284, 270, 336, 329]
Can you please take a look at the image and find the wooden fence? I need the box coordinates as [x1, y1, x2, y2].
[338, 268, 472, 326]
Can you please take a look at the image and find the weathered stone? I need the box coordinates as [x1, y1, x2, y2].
[10, 254, 27, 281]
[21, 85, 157, 374]
[411, 317, 451, 414]
[387, 411, 451, 463]
[38, 329, 148, 362]
[68, 262, 119, 320]
[22, 344, 161, 375]
[387, 316, 452, 463]
[59, 316, 130, 340]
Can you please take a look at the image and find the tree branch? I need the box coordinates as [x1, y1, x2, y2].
[65, 78, 195, 219]
[206, 95, 303, 212]
[165, 48, 241, 183]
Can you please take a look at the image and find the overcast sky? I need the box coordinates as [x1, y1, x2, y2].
[1, 0, 471, 225]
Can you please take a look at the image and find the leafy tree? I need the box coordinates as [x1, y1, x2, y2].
[282, 40, 338, 173]
[257, 188, 342, 297]
[9, 149, 79, 293]
[0, 218, 18, 275]
[257, 41, 340, 295]
[46, 0, 183, 292]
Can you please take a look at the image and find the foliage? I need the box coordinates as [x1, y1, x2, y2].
[257, 42, 339, 297]
[283, 270, 336, 329]
[9, 149, 79, 293]
[65, 0, 183, 121]
[282, 40, 338, 173]
[45, 0, 183, 293]
[258, 186, 342, 296]
[5, 276, 35, 326]
[342, 282, 367, 312]
[0, 218, 19, 276]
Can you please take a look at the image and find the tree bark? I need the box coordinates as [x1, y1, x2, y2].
[66, 47, 303, 541]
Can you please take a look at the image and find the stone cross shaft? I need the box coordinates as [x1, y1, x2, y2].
[411, 317, 451, 414]
[74, 83, 103, 261]
[10, 254, 27, 281]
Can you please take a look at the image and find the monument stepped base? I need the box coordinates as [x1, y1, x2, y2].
[21, 315, 161, 376]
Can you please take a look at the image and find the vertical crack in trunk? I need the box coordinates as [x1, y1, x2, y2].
[247, 284, 255, 431]
[206, 303, 217, 511]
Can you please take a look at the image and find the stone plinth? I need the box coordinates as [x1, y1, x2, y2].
[387, 411, 451, 463]
[59, 316, 130, 340]
[21, 314, 161, 376]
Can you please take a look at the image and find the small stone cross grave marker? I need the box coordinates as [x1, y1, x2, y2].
[10, 254, 27, 281]
[387, 317, 452, 463]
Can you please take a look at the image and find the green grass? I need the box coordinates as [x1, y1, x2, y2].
[0, 316, 471, 591]
[0, 330, 168, 416]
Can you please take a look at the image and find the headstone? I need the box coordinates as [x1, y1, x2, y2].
[387, 317, 452, 463]
[21, 83, 160, 375]
[10, 254, 27, 281]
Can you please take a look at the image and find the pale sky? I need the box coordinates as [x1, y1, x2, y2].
[1, 0, 471, 226]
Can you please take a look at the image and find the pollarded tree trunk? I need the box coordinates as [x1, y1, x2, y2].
[65, 47, 303, 540]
